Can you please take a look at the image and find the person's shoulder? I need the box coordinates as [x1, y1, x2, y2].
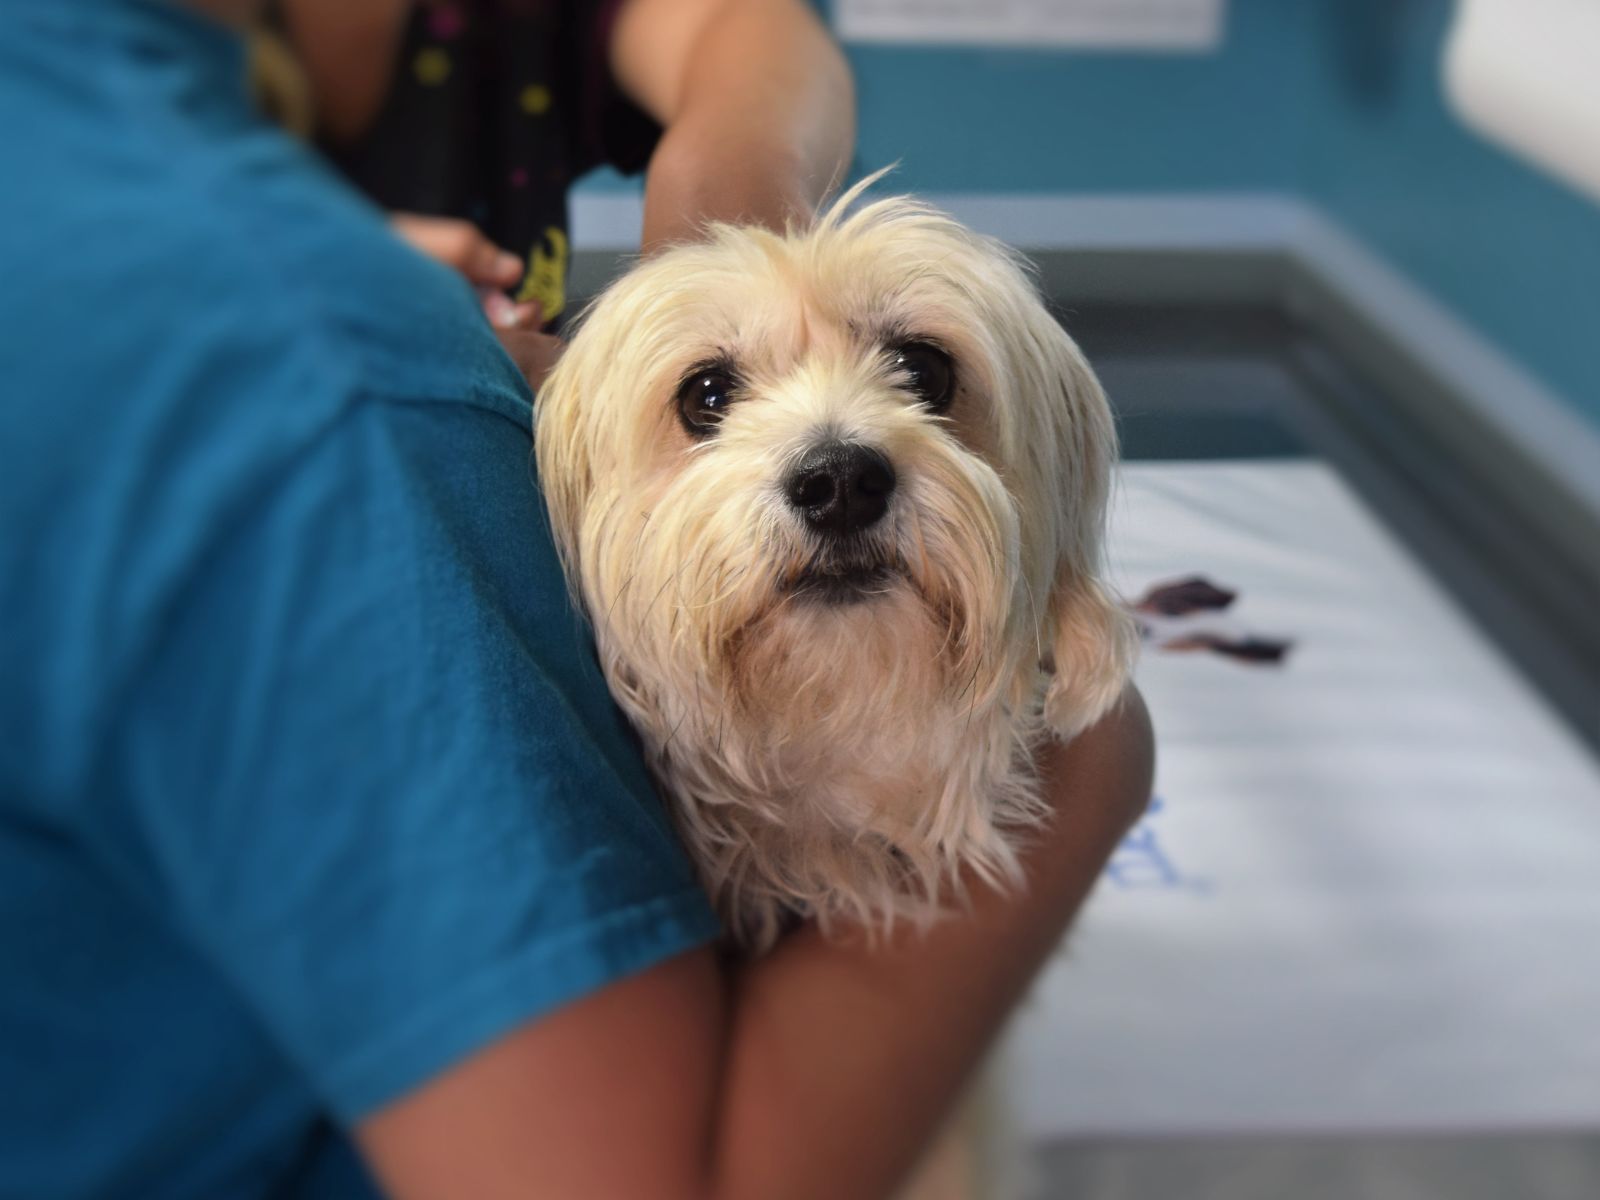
[0, 102, 535, 532]
[6, 107, 526, 432]
[4, 0, 525, 409]
[0, 86, 536, 785]
[179, 125, 531, 422]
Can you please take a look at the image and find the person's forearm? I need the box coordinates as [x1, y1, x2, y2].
[632, 0, 855, 253]
[277, 0, 408, 141]
[357, 693, 1152, 1200]
[703, 692, 1154, 1200]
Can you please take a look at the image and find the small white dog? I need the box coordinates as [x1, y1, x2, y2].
[536, 181, 1136, 952]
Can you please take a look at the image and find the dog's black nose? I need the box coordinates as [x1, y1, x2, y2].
[784, 442, 896, 537]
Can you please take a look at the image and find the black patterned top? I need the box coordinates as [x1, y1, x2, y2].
[294, 0, 660, 324]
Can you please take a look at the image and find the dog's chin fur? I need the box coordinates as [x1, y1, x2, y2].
[537, 179, 1138, 952]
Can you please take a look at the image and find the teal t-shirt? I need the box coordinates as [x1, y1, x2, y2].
[0, 3, 719, 1196]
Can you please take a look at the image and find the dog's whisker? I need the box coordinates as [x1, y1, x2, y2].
[900, 505, 955, 667]
[676, 564, 752, 614]
[633, 571, 680, 654]
[604, 565, 641, 631]
[1017, 571, 1045, 663]
[659, 702, 690, 763]
[959, 657, 983, 736]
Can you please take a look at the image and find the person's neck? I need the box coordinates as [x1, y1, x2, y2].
[180, 0, 264, 30]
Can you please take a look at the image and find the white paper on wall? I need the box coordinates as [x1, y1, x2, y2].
[833, 0, 1227, 51]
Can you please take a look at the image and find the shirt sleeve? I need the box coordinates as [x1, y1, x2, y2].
[113, 389, 720, 1121]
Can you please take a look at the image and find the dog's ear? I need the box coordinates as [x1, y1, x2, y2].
[1025, 309, 1139, 739]
[1043, 567, 1139, 739]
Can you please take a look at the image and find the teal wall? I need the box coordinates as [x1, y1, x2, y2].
[1296, 0, 1599, 431]
[582, 0, 1600, 427]
[841, 0, 1305, 192]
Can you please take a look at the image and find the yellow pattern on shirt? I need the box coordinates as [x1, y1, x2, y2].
[517, 226, 567, 320]
[519, 84, 552, 115]
[413, 47, 451, 87]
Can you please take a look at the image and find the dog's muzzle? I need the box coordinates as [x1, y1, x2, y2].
[783, 440, 896, 539]
[781, 440, 901, 605]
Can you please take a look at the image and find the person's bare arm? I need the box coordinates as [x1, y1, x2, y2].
[357, 689, 1154, 1200]
[275, 0, 408, 142]
[609, 0, 856, 254]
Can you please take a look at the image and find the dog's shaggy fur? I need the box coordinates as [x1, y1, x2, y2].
[536, 182, 1136, 950]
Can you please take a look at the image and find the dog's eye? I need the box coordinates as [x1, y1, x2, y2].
[676, 367, 739, 437]
[889, 342, 955, 412]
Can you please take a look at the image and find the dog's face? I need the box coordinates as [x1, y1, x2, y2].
[538, 193, 1133, 943]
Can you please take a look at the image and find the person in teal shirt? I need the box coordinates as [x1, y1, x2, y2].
[0, 3, 1153, 1198]
[0, 1, 728, 1191]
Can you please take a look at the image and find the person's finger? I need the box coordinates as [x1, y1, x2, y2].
[481, 291, 518, 329]
[464, 241, 525, 289]
[480, 292, 543, 330]
[391, 214, 523, 288]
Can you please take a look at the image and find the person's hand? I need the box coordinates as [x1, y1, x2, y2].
[389, 214, 542, 330]
[495, 328, 563, 394]
[1037, 684, 1154, 840]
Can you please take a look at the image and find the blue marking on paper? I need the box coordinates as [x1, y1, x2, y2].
[1105, 795, 1211, 893]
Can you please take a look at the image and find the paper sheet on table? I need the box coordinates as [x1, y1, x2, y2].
[1010, 460, 1600, 1137]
